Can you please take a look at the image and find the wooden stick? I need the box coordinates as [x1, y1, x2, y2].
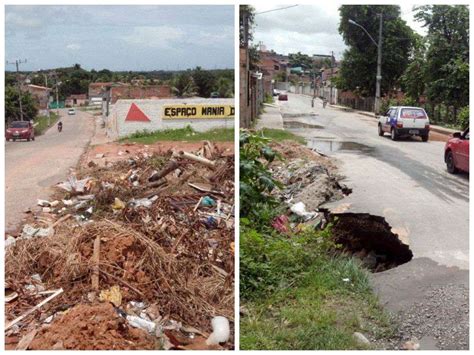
[16, 329, 38, 350]
[149, 160, 179, 182]
[5, 288, 63, 330]
[91, 235, 101, 290]
[179, 151, 216, 168]
[51, 213, 72, 228]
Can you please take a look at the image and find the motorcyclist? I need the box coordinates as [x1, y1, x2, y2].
[323, 98, 328, 108]
[57, 121, 63, 132]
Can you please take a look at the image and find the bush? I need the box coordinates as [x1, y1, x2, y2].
[457, 106, 469, 129]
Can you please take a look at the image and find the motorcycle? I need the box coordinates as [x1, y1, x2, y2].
[57, 122, 63, 132]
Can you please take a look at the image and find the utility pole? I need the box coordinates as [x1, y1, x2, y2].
[375, 14, 383, 115]
[329, 51, 334, 105]
[7, 59, 27, 121]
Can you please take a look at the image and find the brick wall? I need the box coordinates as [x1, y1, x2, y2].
[111, 85, 172, 103]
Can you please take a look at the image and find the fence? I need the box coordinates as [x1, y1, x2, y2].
[337, 96, 375, 113]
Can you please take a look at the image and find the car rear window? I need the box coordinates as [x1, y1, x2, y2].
[400, 108, 426, 119]
[10, 121, 29, 128]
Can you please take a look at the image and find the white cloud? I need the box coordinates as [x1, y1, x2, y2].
[122, 26, 185, 49]
[66, 43, 81, 51]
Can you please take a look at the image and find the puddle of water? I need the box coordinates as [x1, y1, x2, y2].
[307, 139, 374, 154]
[284, 121, 324, 129]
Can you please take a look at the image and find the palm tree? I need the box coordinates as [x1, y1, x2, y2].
[172, 73, 196, 98]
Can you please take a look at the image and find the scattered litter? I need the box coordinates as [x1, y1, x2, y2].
[21, 224, 52, 238]
[99, 285, 122, 307]
[111, 198, 126, 210]
[37, 199, 50, 207]
[206, 316, 230, 345]
[126, 314, 156, 333]
[201, 196, 216, 207]
[5, 236, 16, 248]
[57, 176, 92, 194]
[290, 202, 318, 221]
[95, 153, 105, 159]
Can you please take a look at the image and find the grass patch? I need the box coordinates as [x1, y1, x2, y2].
[240, 255, 395, 350]
[257, 128, 305, 144]
[34, 112, 59, 135]
[120, 126, 234, 144]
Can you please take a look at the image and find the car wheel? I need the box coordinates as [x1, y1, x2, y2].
[446, 151, 458, 174]
[32, 136, 35, 141]
[378, 124, 384, 136]
[27, 138, 30, 141]
[421, 135, 429, 142]
[391, 128, 398, 141]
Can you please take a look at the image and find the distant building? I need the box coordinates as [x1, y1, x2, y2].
[24, 84, 51, 110]
[65, 94, 88, 107]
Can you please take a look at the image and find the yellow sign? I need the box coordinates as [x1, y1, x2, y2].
[163, 104, 235, 119]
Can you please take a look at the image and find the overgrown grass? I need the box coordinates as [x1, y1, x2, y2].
[240, 254, 395, 350]
[120, 125, 234, 144]
[34, 112, 59, 135]
[239, 130, 394, 350]
[257, 128, 306, 144]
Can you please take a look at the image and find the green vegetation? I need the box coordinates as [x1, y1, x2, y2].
[5, 86, 38, 123]
[337, 5, 469, 128]
[264, 93, 274, 104]
[240, 131, 393, 350]
[258, 128, 306, 144]
[34, 112, 59, 135]
[121, 126, 234, 144]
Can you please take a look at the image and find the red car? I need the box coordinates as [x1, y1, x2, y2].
[5, 121, 35, 142]
[445, 127, 469, 173]
[278, 93, 288, 101]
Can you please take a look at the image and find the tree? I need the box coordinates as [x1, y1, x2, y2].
[400, 34, 427, 102]
[337, 5, 415, 96]
[172, 72, 196, 98]
[415, 5, 469, 108]
[288, 52, 314, 71]
[216, 77, 233, 98]
[192, 67, 216, 98]
[5, 86, 38, 123]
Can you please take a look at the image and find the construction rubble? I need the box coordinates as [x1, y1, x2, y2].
[5, 141, 234, 350]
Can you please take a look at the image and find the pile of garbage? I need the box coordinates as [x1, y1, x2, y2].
[5, 141, 234, 350]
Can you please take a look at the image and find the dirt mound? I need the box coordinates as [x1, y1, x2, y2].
[30, 303, 156, 350]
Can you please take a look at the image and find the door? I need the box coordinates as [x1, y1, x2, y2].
[382, 108, 393, 132]
[457, 129, 469, 172]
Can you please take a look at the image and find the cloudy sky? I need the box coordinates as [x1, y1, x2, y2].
[253, 4, 427, 60]
[5, 5, 234, 71]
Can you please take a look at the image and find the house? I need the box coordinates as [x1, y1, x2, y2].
[65, 94, 88, 107]
[24, 84, 51, 110]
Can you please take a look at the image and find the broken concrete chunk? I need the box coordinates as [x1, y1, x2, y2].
[95, 153, 105, 159]
[353, 332, 370, 345]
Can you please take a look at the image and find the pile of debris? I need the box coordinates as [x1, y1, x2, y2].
[5, 141, 234, 350]
[267, 142, 350, 229]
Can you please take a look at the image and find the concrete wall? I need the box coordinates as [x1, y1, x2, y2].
[275, 82, 290, 91]
[107, 98, 234, 139]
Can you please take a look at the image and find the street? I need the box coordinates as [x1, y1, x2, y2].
[279, 93, 469, 349]
[5, 109, 95, 233]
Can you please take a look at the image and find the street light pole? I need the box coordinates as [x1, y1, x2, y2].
[348, 15, 383, 114]
[7, 59, 27, 121]
[375, 14, 383, 115]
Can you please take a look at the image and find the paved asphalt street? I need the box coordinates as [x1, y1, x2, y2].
[5, 109, 95, 233]
[278, 93, 469, 349]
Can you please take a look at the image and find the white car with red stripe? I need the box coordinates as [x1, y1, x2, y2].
[378, 106, 430, 142]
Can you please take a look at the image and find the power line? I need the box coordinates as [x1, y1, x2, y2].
[255, 5, 298, 15]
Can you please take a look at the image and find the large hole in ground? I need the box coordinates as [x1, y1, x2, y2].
[328, 213, 413, 272]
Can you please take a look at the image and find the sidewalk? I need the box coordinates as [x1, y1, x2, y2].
[255, 103, 284, 130]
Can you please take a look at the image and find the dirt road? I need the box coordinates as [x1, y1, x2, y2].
[5, 109, 95, 233]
